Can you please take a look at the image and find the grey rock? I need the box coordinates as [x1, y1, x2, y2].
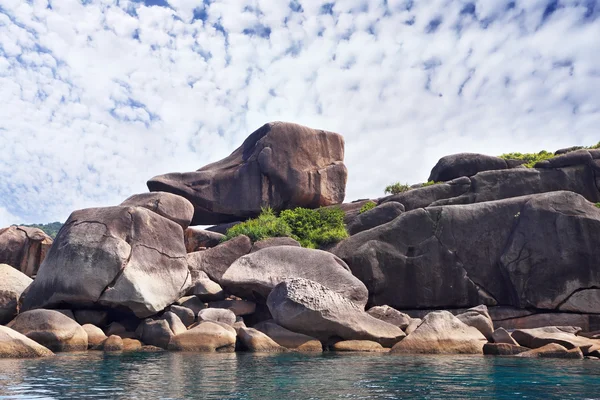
[168, 305, 195, 327]
[186, 271, 225, 301]
[456, 305, 494, 340]
[0, 325, 54, 358]
[0, 264, 32, 325]
[250, 237, 301, 253]
[491, 328, 518, 345]
[208, 299, 256, 316]
[483, 343, 529, 356]
[73, 310, 108, 328]
[428, 153, 510, 182]
[347, 202, 404, 235]
[253, 320, 322, 351]
[120, 191, 194, 229]
[197, 308, 236, 326]
[511, 326, 595, 350]
[237, 327, 287, 352]
[366, 306, 411, 329]
[184, 228, 225, 252]
[187, 235, 252, 283]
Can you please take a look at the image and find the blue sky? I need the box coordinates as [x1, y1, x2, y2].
[0, 0, 599, 225]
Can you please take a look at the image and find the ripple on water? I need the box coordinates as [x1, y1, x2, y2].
[1, 352, 600, 399]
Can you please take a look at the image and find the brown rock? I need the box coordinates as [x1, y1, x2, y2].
[122, 338, 143, 351]
[491, 328, 519, 345]
[253, 321, 322, 352]
[187, 235, 252, 283]
[168, 321, 236, 352]
[147, 121, 348, 225]
[184, 228, 225, 252]
[483, 343, 529, 356]
[120, 192, 194, 229]
[456, 305, 494, 340]
[0, 226, 53, 277]
[237, 327, 287, 352]
[331, 340, 389, 352]
[404, 318, 422, 335]
[0, 264, 32, 324]
[82, 324, 107, 349]
[0, 325, 54, 358]
[250, 237, 301, 253]
[103, 335, 124, 352]
[391, 311, 486, 354]
[518, 343, 584, 359]
[7, 309, 88, 352]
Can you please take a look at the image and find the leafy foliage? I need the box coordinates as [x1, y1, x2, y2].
[595, 203, 600, 209]
[224, 206, 348, 249]
[384, 182, 411, 195]
[21, 222, 63, 239]
[498, 150, 555, 168]
[421, 180, 441, 187]
[223, 207, 291, 243]
[359, 201, 377, 214]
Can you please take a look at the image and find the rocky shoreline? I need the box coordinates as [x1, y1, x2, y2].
[1, 121, 600, 360]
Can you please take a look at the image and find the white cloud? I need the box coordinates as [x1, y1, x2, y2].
[0, 0, 599, 224]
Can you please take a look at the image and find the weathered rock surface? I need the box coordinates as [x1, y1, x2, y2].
[168, 305, 195, 327]
[103, 335, 124, 352]
[366, 306, 411, 329]
[253, 321, 322, 351]
[184, 228, 225, 252]
[511, 326, 597, 350]
[187, 235, 251, 283]
[0, 264, 32, 325]
[237, 327, 287, 352]
[331, 340, 388, 352]
[0, 325, 54, 358]
[176, 296, 206, 315]
[391, 311, 486, 354]
[379, 177, 472, 211]
[148, 122, 348, 225]
[120, 192, 194, 229]
[21, 206, 191, 318]
[7, 309, 88, 352]
[168, 321, 236, 352]
[347, 202, 404, 235]
[335, 191, 600, 313]
[198, 308, 236, 326]
[428, 153, 513, 182]
[0, 226, 53, 277]
[186, 271, 225, 301]
[456, 305, 494, 340]
[222, 246, 368, 306]
[491, 328, 518, 345]
[250, 237, 301, 253]
[135, 312, 187, 349]
[518, 343, 584, 359]
[208, 299, 256, 316]
[82, 324, 107, 349]
[405, 318, 422, 335]
[267, 278, 405, 347]
[483, 343, 529, 356]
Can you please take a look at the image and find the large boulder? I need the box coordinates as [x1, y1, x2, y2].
[456, 305, 494, 340]
[184, 228, 225, 252]
[253, 320, 322, 351]
[391, 311, 487, 354]
[197, 308, 236, 326]
[0, 325, 54, 358]
[20, 206, 191, 318]
[0, 264, 32, 324]
[334, 191, 600, 312]
[120, 192, 194, 229]
[7, 309, 88, 352]
[250, 237, 301, 252]
[518, 343, 584, 359]
[187, 235, 251, 283]
[0, 226, 53, 277]
[511, 326, 597, 350]
[147, 122, 348, 225]
[237, 327, 287, 352]
[267, 278, 405, 347]
[135, 312, 187, 349]
[168, 321, 236, 352]
[347, 202, 404, 235]
[366, 306, 411, 330]
[331, 340, 388, 352]
[428, 153, 513, 182]
[82, 324, 107, 349]
[221, 246, 368, 306]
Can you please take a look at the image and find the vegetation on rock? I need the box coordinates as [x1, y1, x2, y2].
[384, 183, 411, 195]
[499, 142, 600, 168]
[224, 207, 348, 249]
[359, 202, 377, 214]
[21, 222, 63, 238]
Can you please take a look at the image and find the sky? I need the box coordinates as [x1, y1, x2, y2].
[0, 0, 599, 225]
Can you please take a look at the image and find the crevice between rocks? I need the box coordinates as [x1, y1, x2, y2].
[555, 286, 600, 310]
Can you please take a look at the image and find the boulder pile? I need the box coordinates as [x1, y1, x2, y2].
[1, 122, 599, 360]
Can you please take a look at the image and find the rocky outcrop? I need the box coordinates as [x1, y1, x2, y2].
[120, 192, 194, 229]
[168, 321, 236, 352]
[335, 191, 600, 313]
[221, 246, 368, 306]
[0, 325, 54, 358]
[0, 226, 53, 277]
[184, 228, 225, 252]
[21, 206, 191, 318]
[428, 153, 516, 182]
[7, 309, 88, 352]
[0, 264, 32, 325]
[187, 235, 251, 283]
[391, 311, 487, 354]
[253, 320, 322, 351]
[267, 278, 405, 347]
[347, 202, 404, 235]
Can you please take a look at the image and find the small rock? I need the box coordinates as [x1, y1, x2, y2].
[237, 327, 287, 352]
[366, 306, 411, 329]
[176, 296, 207, 315]
[0, 264, 32, 325]
[122, 338, 143, 351]
[184, 227, 225, 252]
[491, 328, 519, 345]
[103, 335, 124, 352]
[198, 308, 236, 326]
[82, 324, 107, 349]
[253, 321, 322, 352]
[456, 305, 494, 340]
[168, 305, 196, 327]
[186, 271, 225, 301]
[331, 340, 389, 352]
[168, 321, 236, 352]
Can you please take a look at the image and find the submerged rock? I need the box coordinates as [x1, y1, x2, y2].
[21, 206, 191, 318]
[483, 343, 529, 356]
[518, 343, 584, 359]
[267, 278, 405, 347]
[147, 122, 348, 225]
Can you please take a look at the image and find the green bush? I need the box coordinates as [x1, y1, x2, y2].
[22, 222, 63, 238]
[421, 180, 441, 187]
[384, 182, 411, 195]
[224, 206, 348, 249]
[359, 201, 377, 214]
[223, 207, 292, 243]
[498, 150, 555, 168]
[595, 203, 600, 209]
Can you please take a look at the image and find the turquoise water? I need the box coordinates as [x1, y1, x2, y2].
[1, 352, 600, 399]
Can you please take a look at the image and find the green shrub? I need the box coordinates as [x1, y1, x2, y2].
[595, 203, 600, 209]
[280, 207, 348, 249]
[359, 201, 377, 214]
[384, 182, 411, 195]
[224, 206, 348, 249]
[421, 180, 441, 187]
[223, 207, 292, 243]
[498, 150, 555, 168]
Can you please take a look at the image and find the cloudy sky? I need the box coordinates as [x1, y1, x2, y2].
[0, 0, 599, 225]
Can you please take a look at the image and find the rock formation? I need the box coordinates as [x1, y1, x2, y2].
[0, 226, 52, 277]
[147, 122, 347, 225]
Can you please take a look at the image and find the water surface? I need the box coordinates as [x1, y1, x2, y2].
[1, 352, 599, 399]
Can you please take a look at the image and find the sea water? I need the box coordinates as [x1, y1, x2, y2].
[1, 352, 600, 399]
